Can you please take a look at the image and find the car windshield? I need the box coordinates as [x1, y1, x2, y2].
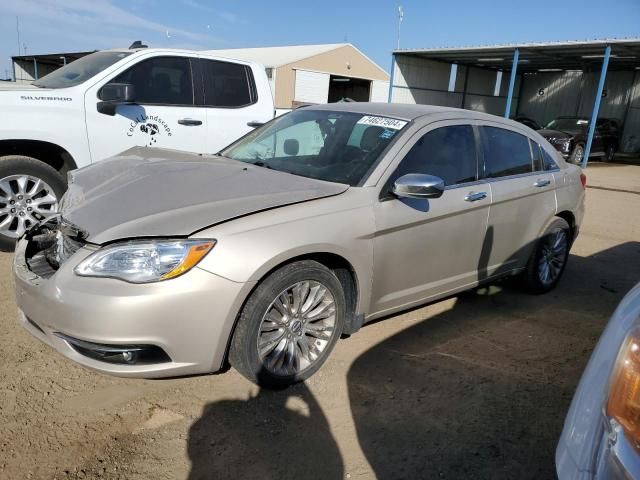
[545, 118, 589, 135]
[221, 109, 408, 186]
[33, 51, 133, 89]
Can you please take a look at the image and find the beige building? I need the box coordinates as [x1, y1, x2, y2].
[205, 44, 390, 110]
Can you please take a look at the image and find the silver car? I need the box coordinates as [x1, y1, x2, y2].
[13, 103, 586, 387]
[557, 282, 640, 479]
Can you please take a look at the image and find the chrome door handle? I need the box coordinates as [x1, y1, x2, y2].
[178, 119, 203, 126]
[534, 179, 551, 187]
[464, 191, 487, 202]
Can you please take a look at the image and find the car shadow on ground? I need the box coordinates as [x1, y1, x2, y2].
[347, 241, 639, 479]
[186, 370, 344, 479]
[185, 242, 638, 480]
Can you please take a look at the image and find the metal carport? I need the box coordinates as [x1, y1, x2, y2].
[388, 39, 640, 167]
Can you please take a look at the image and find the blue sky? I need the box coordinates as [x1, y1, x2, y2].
[1, 0, 638, 80]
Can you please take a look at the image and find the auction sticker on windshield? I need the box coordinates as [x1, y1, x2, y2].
[357, 116, 408, 130]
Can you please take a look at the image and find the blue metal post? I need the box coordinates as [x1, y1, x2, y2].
[33, 58, 38, 80]
[582, 45, 611, 168]
[504, 48, 519, 118]
[387, 53, 396, 103]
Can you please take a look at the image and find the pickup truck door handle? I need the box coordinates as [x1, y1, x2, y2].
[247, 121, 265, 128]
[534, 179, 551, 187]
[464, 191, 487, 202]
[177, 119, 202, 126]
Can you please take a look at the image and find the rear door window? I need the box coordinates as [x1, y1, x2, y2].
[393, 125, 478, 186]
[540, 145, 559, 171]
[481, 126, 533, 177]
[530, 139, 543, 171]
[530, 139, 559, 171]
[201, 60, 255, 107]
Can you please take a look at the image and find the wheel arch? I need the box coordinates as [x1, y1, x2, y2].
[556, 210, 576, 243]
[0, 139, 77, 177]
[220, 251, 362, 369]
[251, 251, 360, 327]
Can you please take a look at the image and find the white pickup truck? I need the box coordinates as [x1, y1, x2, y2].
[0, 46, 274, 248]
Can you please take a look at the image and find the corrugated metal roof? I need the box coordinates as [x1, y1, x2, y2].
[395, 38, 640, 54]
[394, 38, 640, 72]
[202, 43, 349, 68]
[394, 38, 640, 71]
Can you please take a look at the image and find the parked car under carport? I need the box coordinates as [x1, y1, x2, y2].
[539, 117, 620, 164]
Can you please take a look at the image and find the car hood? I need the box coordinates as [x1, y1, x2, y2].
[538, 129, 573, 139]
[60, 147, 349, 244]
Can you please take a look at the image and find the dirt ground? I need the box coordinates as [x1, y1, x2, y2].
[1, 163, 639, 480]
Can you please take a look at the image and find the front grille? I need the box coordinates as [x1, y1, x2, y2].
[24, 217, 87, 278]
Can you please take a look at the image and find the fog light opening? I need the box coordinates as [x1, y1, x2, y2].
[121, 350, 137, 364]
[54, 333, 171, 365]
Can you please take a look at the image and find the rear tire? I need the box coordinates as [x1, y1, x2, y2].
[604, 145, 616, 162]
[0, 155, 66, 251]
[522, 218, 571, 294]
[229, 260, 345, 389]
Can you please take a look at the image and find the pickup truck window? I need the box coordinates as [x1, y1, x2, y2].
[106, 56, 194, 106]
[202, 60, 255, 108]
[33, 51, 132, 89]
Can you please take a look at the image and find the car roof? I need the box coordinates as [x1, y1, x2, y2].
[305, 102, 519, 124]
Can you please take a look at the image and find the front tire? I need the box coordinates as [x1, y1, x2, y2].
[522, 218, 571, 294]
[229, 260, 345, 388]
[569, 144, 585, 164]
[0, 156, 66, 251]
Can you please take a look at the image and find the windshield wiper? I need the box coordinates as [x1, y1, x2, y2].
[249, 160, 272, 169]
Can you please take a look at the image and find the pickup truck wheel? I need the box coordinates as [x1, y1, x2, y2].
[229, 260, 345, 388]
[604, 145, 616, 162]
[522, 218, 570, 294]
[0, 155, 66, 251]
[569, 144, 584, 164]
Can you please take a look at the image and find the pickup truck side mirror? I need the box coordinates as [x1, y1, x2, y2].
[97, 83, 135, 116]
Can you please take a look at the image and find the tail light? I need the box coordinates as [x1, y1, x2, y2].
[580, 173, 587, 190]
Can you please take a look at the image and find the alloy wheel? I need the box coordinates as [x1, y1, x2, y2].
[573, 146, 584, 164]
[257, 280, 337, 377]
[538, 230, 568, 286]
[0, 175, 59, 239]
[606, 147, 615, 162]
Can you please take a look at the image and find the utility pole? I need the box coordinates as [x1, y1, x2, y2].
[16, 17, 21, 56]
[397, 6, 404, 50]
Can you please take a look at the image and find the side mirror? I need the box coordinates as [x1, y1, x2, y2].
[97, 83, 135, 116]
[283, 138, 299, 156]
[393, 173, 445, 199]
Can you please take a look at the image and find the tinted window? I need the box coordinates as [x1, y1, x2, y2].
[394, 125, 477, 186]
[34, 51, 132, 89]
[202, 60, 253, 107]
[107, 57, 194, 105]
[530, 139, 543, 171]
[482, 126, 533, 177]
[544, 118, 588, 135]
[540, 146, 559, 171]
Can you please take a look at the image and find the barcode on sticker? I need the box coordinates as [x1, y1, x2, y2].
[357, 116, 408, 130]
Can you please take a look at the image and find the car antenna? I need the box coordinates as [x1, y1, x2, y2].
[129, 40, 148, 49]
